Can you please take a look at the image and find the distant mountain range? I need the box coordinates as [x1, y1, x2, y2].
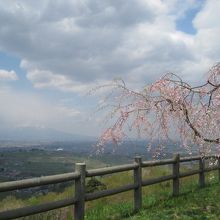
[0, 127, 96, 142]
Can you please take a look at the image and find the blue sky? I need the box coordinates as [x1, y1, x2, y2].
[0, 0, 219, 137]
[176, 5, 200, 34]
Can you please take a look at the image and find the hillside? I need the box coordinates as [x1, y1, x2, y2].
[0, 164, 219, 220]
[85, 179, 220, 220]
[128, 182, 220, 219]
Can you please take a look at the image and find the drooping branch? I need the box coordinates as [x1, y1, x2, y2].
[95, 63, 220, 155]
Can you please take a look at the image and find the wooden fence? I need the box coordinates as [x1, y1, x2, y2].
[0, 154, 220, 220]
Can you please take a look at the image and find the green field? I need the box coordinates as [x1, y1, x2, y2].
[0, 149, 109, 180]
[0, 149, 131, 181]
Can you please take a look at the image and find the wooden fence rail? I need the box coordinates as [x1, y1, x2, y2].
[0, 154, 220, 220]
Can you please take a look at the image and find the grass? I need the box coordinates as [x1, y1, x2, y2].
[1, 164, 220, 219]
[85, 177, 220, 220]
[126, 182, 220, 220]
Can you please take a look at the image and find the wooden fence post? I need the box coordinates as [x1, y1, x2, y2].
[218, 157, 220, 183]
[74, 163, 86, 220]
[134, 156, 142, 212]
[172, 154, 180, 196]
[199, 157, 205, 187]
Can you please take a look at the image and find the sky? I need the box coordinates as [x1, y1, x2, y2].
[0, 0, 219, 137]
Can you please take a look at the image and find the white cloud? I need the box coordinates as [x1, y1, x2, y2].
[24, 66, 109, 93]
[57, 106, 80, 117]
[193, 0, 220, 29]
[0, 69, 18, 81]
[0, 0, 219, 91]
[0, 0, 219, 136]
[193, 0, 220, 61]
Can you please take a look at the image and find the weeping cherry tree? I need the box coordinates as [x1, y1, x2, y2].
[94, 63, 220, 157]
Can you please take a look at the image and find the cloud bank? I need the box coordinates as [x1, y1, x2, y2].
[0, 0, 219, 92]
[0, 0, 219, 136]
[0, 86, 86, 133]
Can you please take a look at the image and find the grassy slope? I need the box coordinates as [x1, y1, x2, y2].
[86, 179, 220, 220]
[1, 165, 220, 220]
[129, 183, 220, 220]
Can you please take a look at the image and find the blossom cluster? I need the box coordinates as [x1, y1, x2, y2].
[96, 63, 220, 157]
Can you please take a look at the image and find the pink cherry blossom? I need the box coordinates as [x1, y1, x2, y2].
[95, 63, 220, 157]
